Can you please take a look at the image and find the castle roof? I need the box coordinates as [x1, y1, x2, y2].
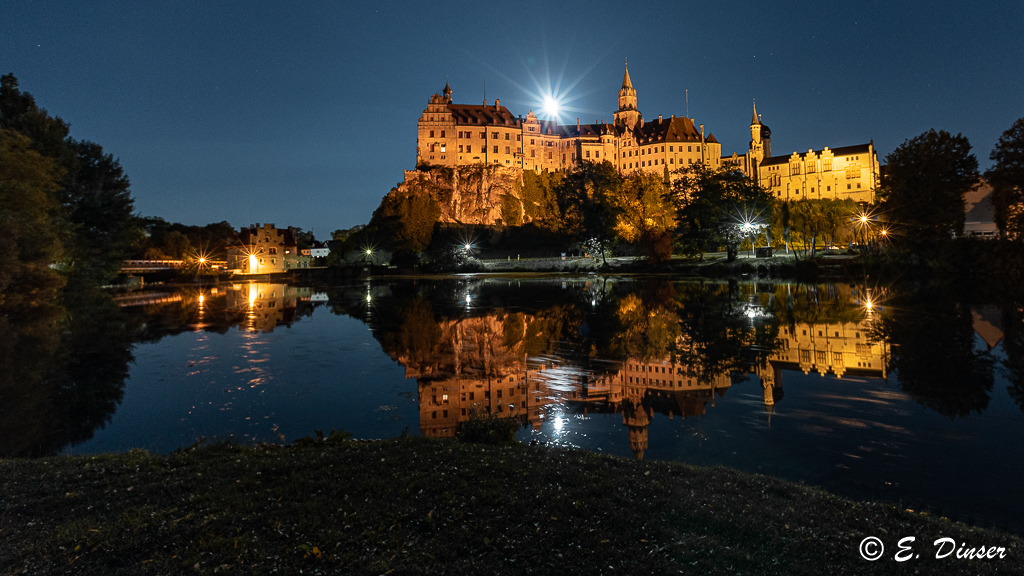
[631, 116, 714, 144]
[760, 143, 873, 167]
[447, 103, 520, 127]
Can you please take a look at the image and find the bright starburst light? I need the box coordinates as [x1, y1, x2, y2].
[466, 41, 617, 125]
[542, 95, 561, 118]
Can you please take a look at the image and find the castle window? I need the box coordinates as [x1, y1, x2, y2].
[826, 185, 830, 191]
[440, 146, 445, 152]
[670, 158, 674, 164]
[661, 146, 665, 152]
[806, 161, 816, 173]
[458, 131, 463, 138]
[467, 145, 472, 153]
[269, 248, 277, 255]
[491, 132, 498, 139]
[531, 150, 535, 157]
[516, 135, 521, 141]
[669, 146, 674, 152]
[586, 151, 590, 158]
[548, 152, 552, 159]
[440, 131, 445, 138]
[504, 133, 510, 140]
[688, 146, 692, 152]
[493, 145, 498, 153]
[459, 145, 463, 153]
[823, 159, 833, 171]
[595, 151, 600, 158]
[479, 132, 485, 139]
[429, 130, 434, 138]
[530, 139, 535, 145]
[505, 146, 510, 154]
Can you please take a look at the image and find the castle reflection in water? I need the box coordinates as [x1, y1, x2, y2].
[357, 280, 891, 460]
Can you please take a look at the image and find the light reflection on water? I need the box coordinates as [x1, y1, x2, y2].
[47, 278, 1024, 534]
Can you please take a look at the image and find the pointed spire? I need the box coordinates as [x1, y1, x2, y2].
[751, 101, 760, 125]
[622, 61, 634, 90]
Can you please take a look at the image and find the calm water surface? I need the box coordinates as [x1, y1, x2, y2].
[3, 277, 1022, 534]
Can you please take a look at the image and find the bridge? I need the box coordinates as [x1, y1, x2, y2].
[121, 259, 185, 273]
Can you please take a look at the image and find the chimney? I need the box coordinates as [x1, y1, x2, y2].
[483, 99, 487, 106]
[495, 98, 500, 108]
[658, 115, 662, 121]
[577, 118, 580, 130]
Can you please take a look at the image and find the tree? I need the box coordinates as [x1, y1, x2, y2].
[520, 170, 562, 228]
[668, 164, 773, 261]
[555, 161, 621, 264]
[879, 129, 979, 248]
[613, 171, 675, 262]
[62, 140, 137, 283]
[368, 184, 440, 252]
[0, 129, 65, 310]
[986, 117, 1024, 240]
[0, 74, 139, 285]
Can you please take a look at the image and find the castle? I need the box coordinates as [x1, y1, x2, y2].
[416, 65, 723, 177]
[416, 65, 879, 203]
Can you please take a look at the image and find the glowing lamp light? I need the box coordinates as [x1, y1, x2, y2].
[865, 299, 874, 311]
[464, 243, 471, 250]
[248, 284, 257, 307]
[860, 215, 869, 224]
[365, 249, 372, 255]
[248, 254, 258, 272]
[198, 257, 207, 265]
[198, 294, 205, 304]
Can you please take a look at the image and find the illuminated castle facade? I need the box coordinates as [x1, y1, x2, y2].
[416, 66, 723, 176]
[724, 103, 880, 203]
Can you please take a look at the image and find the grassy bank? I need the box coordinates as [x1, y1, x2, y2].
[2, 438, 1020, 575]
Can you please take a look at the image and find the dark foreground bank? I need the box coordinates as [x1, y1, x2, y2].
[1, 437, 1021, 575]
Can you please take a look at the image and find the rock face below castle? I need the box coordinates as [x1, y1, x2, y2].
[395, 164, 523, 226]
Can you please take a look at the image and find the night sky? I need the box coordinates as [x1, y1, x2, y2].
[3, 1, 1021, 237]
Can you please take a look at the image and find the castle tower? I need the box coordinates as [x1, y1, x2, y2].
[614, 64, 641, 131]
[747, 102, 772, 179]
[442, 79, 452, 103]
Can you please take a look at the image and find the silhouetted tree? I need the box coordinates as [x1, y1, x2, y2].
[879, 129, 979, 249]
[0, 74, 138, 285]
[986, 117, 1024, 240]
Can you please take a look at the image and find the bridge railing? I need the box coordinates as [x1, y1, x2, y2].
[121, 260, 186, 272]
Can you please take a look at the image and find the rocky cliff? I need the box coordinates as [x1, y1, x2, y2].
[394, 164, 524, 226]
